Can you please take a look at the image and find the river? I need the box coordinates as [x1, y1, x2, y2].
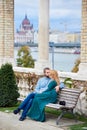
[14, 47, 80, 72]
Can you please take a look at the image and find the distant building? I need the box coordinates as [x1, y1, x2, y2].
[33, 30, 81, 45]
[49, 30, 81, 43]
[15, 14, 34, 44]
[49, 31, 67, 43]
[65, 32, 81, 43]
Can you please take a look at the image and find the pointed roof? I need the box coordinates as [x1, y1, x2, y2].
[22, 14, 30, 26]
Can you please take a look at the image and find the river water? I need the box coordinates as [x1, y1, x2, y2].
[14, 47, 80, 72]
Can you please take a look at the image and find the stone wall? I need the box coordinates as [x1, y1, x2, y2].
[81, 0, 87, 63]
[0, 0, 14, 66]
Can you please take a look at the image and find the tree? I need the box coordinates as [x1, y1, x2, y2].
[0, 63, 19, 107]
[17, 46, 35, 68]
[71, 58, 80, 73]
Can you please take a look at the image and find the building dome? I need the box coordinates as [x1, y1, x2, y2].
[22, 14, 30, 26]
[21, 14, 33, 31]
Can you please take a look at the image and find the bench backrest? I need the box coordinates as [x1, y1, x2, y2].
[58, 87, 81, 109]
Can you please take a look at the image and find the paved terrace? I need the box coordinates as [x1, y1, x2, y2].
[0, 111, 83, 130]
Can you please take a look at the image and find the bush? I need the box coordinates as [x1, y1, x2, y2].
[0, 63, 19, 107]
[17, 46, 35, 68]
[64, 78, 73, 88]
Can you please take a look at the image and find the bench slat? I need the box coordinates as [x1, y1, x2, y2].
[59, 91, 80, 96]
[46, 103, 62, 109]
[59, 94, 79, 100]
[59, 99, 77, 105]
[61, 88, 81, 93]
[59, 96, 79, 102]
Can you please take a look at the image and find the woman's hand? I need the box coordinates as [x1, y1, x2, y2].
[55, 86, 60, 92]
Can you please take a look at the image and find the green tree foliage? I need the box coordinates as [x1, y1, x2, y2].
[17, 46, 35, 68]
[0, 63, 19, 107]
[64, 78, 73, 88]
[72, 58, 80, 73]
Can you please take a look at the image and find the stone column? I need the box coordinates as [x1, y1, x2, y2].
[0, 0, 15, 67]
[79, 0, 87, 74]
[35, 0, 51, 70]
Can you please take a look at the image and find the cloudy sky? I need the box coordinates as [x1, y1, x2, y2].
[14, 0, 82, 32]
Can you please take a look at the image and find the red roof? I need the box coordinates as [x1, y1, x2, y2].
[22, 15, 30, 26]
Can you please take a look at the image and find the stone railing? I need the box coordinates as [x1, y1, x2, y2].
[15, 72, 42, 98]
[13, 67, 87, 116]
[14, 67, 43, 99]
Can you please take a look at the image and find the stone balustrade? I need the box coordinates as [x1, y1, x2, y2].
[14, 67, 43, 99]
[13, 67, 87, 116]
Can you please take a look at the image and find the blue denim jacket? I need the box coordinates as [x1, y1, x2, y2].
[34, 77, 51, 93]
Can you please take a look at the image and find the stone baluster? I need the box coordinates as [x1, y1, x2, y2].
[18, 79, 23, 98]
[15, 72, 40, 99]
[25, 79, 30, 97]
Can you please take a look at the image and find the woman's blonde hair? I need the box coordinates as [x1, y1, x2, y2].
[49, 70, 60, 85]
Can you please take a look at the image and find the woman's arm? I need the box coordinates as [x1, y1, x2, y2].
[45, 80, 57, 92]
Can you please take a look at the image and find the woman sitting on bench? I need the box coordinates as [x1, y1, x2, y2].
[27, 70, 65, 122]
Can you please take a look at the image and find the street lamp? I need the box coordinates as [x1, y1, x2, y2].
[50, 42, 54, 69]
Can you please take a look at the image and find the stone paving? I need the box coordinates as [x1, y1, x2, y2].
[0, 112, 83, 130]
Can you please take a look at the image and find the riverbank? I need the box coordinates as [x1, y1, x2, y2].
[30, 47, 80, 54]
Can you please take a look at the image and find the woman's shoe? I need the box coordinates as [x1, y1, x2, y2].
[13, 108, 20, 114]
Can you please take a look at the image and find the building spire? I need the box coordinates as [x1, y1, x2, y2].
[25, 14, 27, 19]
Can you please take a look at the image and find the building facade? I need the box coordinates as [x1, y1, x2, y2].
[15, 15, 34, 45]
[49, 30, 81, 43]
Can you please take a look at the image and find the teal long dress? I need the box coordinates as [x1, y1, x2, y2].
[27, 80, 58, 122]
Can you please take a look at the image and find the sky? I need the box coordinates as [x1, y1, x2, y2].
[14, 0, 82, 32]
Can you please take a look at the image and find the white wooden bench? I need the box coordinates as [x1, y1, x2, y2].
[46, 87, 81, 124]
[18, 87, 81, 125]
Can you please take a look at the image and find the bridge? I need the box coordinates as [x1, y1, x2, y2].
[14, 42, 80, 48]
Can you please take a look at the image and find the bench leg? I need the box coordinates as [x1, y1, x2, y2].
[70, 109, 78, 122]
[56, 109, 78, 125]
[56, 110, 65, 125]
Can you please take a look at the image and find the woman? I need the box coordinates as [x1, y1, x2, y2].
[27, 70, 63, 122]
